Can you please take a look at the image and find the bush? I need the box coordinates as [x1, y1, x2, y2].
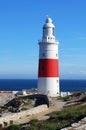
[7, 124, 20, 130]
[41, 122, 57, 130]
[62, 95, 72, 101]
[30, 119, 39, 126]
[28, 104, 86, 130]
[57, 95, 72, 101]
[25, 99, 32, 105]
[21, 107, 27, 111]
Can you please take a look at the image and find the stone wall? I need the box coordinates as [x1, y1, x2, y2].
[0, 105, 48, 128]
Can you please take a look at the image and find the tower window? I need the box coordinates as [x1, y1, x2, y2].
[52, 28, 54, 35]
[56, 80, 58, 83]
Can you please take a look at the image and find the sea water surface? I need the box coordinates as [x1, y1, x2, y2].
[0, 79, 86, 92]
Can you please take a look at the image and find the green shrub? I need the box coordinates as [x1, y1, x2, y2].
[25, 99, 32, 105]
[21, 107, 27, 111]
[0, 108, 2, 113]
[30, 119, 39, 126]
[7, 124, 20, 130]
[42, 122, 57, 130]
[57, 95, 72, 101]
[62, 95, 72, 101]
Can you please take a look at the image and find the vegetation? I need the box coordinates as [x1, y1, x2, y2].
[0, 108, 2, 113]
[57, 91, 86, 102]
[5, 104, 86, 130]
[6, 124, 20, 130]
[57, 95, 72, 101]
[28, 104, 86, 130]
[21, 107, 28, 111]
[24, 99, 32, 105]
[5, 92, 86, 130]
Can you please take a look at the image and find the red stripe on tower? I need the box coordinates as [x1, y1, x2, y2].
[38, 59, 59, 77]
[38, 17, 60, 97]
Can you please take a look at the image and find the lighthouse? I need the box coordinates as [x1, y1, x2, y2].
[38, 17, 60, 97]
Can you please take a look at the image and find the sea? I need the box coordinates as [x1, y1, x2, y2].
[0, 79, 86, 92]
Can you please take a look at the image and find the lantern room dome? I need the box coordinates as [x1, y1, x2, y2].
[43, 17, 55, 28]
[46, 17, 52, 23]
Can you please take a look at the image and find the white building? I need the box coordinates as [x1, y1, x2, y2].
[38, 17, 60, 97]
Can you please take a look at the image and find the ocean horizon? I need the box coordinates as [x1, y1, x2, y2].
[0, 79, 86, 92]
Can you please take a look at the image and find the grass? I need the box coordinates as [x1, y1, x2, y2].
[48, 104, 86, 129]
[24, 99, 32, 105]
[5, 102, 86, 130]
[57, 95, 72, 101]
[12, 104, 85, 130]
[28, 104, 86, 130]
[6, 124, 20, 130]
[21, 107, 28, 111]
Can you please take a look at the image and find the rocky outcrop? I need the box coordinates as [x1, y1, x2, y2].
[0, 93, 14, 106]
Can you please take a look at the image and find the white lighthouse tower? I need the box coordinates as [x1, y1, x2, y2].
[38, 17, 60, 97]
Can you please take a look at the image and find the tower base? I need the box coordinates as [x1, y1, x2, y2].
[38, 77, 60, 97]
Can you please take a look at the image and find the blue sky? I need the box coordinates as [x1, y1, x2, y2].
[0, 0, 86, 79]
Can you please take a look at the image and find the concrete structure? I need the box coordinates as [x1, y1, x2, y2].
[0, 105, 48, 128]
[60, 92, 72, 97]
[22, 90, 27, 95]
[38, 17, 60, 97]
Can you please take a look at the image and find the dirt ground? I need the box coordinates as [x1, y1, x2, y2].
[15, 99, 65, 125]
